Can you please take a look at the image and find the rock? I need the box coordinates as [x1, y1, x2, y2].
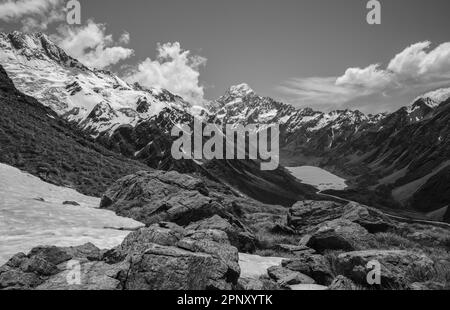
[288, 201, 341, 229]
[335, 250, 435, 289]
[177, 229, 241, 285]
[0, 244, 95, 289]
[186, 215, 257, 253]
[62, 201, 80, 206]
[238, 278, 281, 290]
[36, 260, 129, 290]
[306, 219, 375, 253]
[288, 200, 395, 233]
[99, 171, 220, 225]
[118, 222, 185, 255]
[99, 171, 258, 239]
[328, 275, 358, 290]
[0, 268, 42, 290]
[409, 281, 446, 290]
[282, 254, 334, 285]
[270, 224, 297, 235]
[125, 244, 231, 290]
[267, 266, 315, 286]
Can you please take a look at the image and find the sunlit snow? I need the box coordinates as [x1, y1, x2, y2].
[0, 164, 144, 265]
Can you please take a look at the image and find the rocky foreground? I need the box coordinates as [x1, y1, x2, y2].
[1, 170, 449, 290]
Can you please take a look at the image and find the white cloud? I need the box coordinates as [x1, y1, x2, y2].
[388, 41, 450, 81]
[336, 64, 393, 89]
[119, 32, 130, 45]
[125, 42, 207, 105]
[279, 41, 450, 110]
[54, 20, 134, 69]
[0, 0, 65, 31]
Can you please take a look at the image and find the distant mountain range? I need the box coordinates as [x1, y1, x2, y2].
[0, 31, 448, 221]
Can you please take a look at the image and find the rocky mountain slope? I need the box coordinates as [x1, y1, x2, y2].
[0, 31, 195, 136]
[0, 64, 149, 196]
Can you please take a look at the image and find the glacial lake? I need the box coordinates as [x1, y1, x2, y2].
[286, 166, 347, 191]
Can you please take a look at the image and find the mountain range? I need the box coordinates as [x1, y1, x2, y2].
[0, 31, 449, 222]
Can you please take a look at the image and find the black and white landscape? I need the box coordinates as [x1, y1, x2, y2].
[0, 0, 449, 291]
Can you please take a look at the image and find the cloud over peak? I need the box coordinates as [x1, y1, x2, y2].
[125, 42, 207, 105]
[279, 41, 450, 111]
[53, 20, 134, 69]
[0, 0, 65, 31]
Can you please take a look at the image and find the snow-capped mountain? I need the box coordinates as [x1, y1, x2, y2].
[0, 31, 192, 136]
[208, 83, 385, 156]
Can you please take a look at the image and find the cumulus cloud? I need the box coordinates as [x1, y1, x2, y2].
[53, 20, 134, 69]
[125, 42, 207, 105]
[278, 41, 450, 110]
[0, 0, 65, 31]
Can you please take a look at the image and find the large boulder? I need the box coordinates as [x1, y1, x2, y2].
[99, 170, 260, 253]
[0, 243, 104, 290]
[99, 171, 222, 226]
[267, 266, 315, 286]
[335, 250, 435, 289]
[288, 201, 395, 233]
[186, 215, 257, 253]
[328, 275, 359, 290]
[306, 219, 376, 253]
[281, 254, 334, 285]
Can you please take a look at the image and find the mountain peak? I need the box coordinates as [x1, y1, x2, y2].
[1, 31, 87, 71]
[226, 83, 254, 97]
[414, 87, 450, 108]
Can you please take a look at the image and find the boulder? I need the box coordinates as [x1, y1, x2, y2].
[238, 278, 281, 290]
[288, 200, 395, 233]
[409, 281, 446, 290]
[0, 244, 100, 290]
[125, 244, 229, 290]
[267, 266, 315, 286]
[36, 260, 128, 290]
[335, 250, 435, 289]
[306, 219, 375, 253]
[281, 254, 334, 285]
[99, 171, 224, 226]
[328, 275, 359, 290]
[186, 215, 257, 253]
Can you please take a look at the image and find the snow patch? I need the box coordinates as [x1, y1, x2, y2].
[0, 163, 144, 265]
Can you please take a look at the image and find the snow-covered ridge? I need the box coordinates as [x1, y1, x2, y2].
[414, 87, 450, 108]
[210, 83, 384, 134]
[0, 31, 192, 136]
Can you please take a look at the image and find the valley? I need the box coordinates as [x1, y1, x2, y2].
[0, 31, 449, 291]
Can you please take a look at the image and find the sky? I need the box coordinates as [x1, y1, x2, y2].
[1, 0, 450, 113]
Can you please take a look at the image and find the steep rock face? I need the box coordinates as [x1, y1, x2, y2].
[0, 223, 241, 290]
